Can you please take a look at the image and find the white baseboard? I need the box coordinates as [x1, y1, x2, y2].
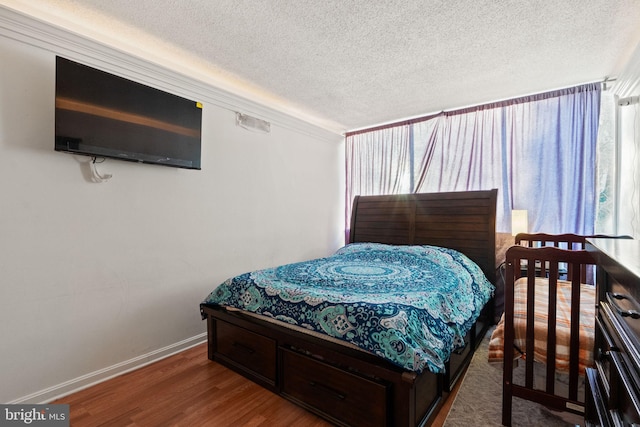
[9, 333, 207, 404]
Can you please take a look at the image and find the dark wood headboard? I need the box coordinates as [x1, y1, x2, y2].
[349, 189, 497, 283]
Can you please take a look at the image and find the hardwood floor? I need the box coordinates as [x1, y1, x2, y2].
[53, 343, 460, 426]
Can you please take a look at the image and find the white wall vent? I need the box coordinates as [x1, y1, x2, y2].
[236, 112, 271, 133]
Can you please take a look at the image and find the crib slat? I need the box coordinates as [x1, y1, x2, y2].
[546, 262, 559, 395]
[502, 256, 517, 426]
[525, 258, 536, 389]
[569, 262, 582, 401]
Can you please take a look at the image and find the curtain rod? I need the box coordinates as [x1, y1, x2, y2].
[345, 79, 606, 138]
[344, 112, 442, 137]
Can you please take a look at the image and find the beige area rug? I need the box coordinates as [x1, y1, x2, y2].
[444, 328, 582, 427]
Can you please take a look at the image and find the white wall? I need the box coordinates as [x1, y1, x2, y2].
[613, 40, 640, 238]
[0, 15, 344, 403]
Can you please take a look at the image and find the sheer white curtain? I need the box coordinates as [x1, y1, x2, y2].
[345, 125, 411, 240]
[345, 84, 602, 238]
[503, 86, 600, 234]
[413, 108, 507, 228]
[594, 90, 617, 234]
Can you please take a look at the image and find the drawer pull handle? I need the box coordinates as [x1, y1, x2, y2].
[309, 381, 346, 400]
[608, 293, 640, 319]
[232, 342, 255, 355]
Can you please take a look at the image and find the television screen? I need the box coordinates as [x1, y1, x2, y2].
[55, 56, 202, 170]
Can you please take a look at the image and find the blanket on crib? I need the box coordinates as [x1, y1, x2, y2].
[488, 277, 595, 373]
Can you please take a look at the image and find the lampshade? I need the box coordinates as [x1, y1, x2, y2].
[511, 210, 528, 236]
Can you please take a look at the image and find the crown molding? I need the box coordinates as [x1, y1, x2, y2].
[613, 40, 640, 99]
[0, 5, 343, 140]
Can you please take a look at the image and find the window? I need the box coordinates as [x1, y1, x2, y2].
[346, 84, 602, 238]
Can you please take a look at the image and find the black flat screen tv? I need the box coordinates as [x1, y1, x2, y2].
[55, 56, 202, 170]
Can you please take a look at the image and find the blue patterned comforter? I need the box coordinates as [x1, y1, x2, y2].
[202, 243, 494, 374]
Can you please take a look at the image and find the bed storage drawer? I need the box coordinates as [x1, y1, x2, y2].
[281, 348, 388, 427]
[445, 330, 472, 391]
[215, 320, 277, 384]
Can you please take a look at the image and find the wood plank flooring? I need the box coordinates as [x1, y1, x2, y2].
[53, 343, 460, 426]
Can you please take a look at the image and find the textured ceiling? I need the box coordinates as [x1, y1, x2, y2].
[5, 0, 640, 133]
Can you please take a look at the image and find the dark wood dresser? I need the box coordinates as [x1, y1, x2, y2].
[586, 238, 640, 426]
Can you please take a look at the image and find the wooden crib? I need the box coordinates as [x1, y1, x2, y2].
[494, 233, 599, 426]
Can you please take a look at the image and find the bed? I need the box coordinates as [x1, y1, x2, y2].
[488, 233, 600, 426]
[200, 189, 497, 427]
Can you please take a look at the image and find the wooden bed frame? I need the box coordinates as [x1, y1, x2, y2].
[501, 233, 598, 426]
[201, 189, 497, 427]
